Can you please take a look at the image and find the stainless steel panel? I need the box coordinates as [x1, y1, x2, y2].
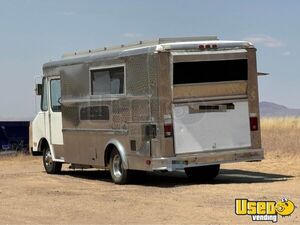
[61, 64, 90, 99]
[125, 54, 151, 96]
[56, 52, 162, 166]
[172, 49, 247, 63]
[52, 144, 64, 160]
[247, 48, 262, 150]
[155, 52, 174, 157]
[150, 148, 263, 171]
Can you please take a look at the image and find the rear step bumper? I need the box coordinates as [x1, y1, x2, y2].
[151, 148, 264, 171]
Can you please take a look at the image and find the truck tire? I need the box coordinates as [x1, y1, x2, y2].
[185, 164, 220, 181]
[109, 148, 131, 184]
[43, 145, 62, 174]
[31, 150, 42, 156]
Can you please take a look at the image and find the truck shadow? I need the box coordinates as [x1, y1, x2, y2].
[60, 168, 293, 187]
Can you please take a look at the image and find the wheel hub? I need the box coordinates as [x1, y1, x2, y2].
[112, 154, 123, 178]
[45, 149, 53, 167]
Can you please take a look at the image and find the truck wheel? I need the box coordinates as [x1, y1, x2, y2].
[109, 148, 130, 184]
[185, 164, 220, 181]
[43, 145, 62, 174]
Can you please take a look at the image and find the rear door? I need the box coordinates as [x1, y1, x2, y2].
[173, 100, 251, 154]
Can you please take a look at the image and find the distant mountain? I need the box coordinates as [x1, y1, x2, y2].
[260, 101, 300, 117]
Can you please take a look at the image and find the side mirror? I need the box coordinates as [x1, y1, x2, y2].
[35, 84, 43, 95]
[258, 72, 270, 76]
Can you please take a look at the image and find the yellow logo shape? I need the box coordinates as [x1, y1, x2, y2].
[235, 198, 296, 222]
[275, 198, 295, 217]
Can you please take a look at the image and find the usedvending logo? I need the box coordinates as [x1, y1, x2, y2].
[235, 198, 296, 223]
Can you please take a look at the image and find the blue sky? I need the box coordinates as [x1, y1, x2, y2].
[0, 0, 299, 119]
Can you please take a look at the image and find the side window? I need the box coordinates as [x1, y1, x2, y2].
[41, 78, 48, 111]
[50, 79, 61, 112]
[91, 66, 124, 95]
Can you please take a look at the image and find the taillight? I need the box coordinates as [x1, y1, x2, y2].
[164, 124, 173, 137]
[250, 116, 258, 131]
[164, 115, 173, 137]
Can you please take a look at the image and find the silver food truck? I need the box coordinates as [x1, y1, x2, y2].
[31, 36, 263, 184]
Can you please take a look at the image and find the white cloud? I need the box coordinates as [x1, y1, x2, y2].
[244, 35, 283, 48]
[283, 51, 291, 56]
[123, 32, 142, 38]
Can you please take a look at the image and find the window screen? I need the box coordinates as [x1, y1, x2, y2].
[173, 59, 247, 85]
[91, 67, 124, 95]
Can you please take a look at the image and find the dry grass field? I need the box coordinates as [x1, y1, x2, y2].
[261, 117, 300, 159]
[0, 117, 299, 224]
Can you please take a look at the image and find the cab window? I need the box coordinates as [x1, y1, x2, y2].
[41, 78, 48, 111]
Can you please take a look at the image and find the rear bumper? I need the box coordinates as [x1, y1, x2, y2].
[150, 148, 264, 171]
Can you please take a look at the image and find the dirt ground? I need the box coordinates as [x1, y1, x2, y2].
[0, 153, 299, 225]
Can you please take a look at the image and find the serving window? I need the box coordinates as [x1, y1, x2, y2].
[173, 59, 248, 85]
[91, 66, 124, 95]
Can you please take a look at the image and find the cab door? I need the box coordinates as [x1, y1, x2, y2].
[49, 78, 63, 147]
